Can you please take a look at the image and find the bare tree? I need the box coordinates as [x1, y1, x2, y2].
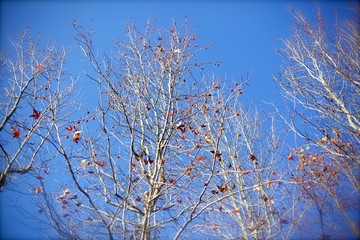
[181, 76, 304, 240]
[275, 9, 360, 238]
[0, 29, 77, 191]
[6, 14, 351, 239]
[33, 19, 228, 239]
[31, 19, 304, 240]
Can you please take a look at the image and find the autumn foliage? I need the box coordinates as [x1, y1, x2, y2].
[275, 9, 360, 238]
[1, 9, 359, 240]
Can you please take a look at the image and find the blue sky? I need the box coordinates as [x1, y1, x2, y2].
[0, 1, 358, 239]
[1, 1, 354, 108]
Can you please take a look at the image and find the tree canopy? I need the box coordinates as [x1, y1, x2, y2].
[0, 8, 359, 240]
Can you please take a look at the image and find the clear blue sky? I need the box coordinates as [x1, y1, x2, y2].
[0, 1, 358, 239]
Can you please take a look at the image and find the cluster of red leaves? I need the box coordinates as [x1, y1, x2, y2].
[94, 160, 107, 167]
[292, 147, 340, 191]
[10, 109, 42, 139]
[143, 157, 154, 165]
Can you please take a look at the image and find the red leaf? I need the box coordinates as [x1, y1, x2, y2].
[196, 156, 206, 162]
[287, 153, 294, 161]
[99, 161, 106, 167]
[30, 109, 41, 119]
[232, 208, 240, 214]
[65, 126, 73, 132]
[211, 190, 218, 195]
[36, 175, 43, 180]
[250, 154, 256, 161]
[217, 185, 227, 193]
[36, 64, 42, 70]
[88, 171, 94, 174]
[12, 128, 20, 138]
[61, 199, 68, 204]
